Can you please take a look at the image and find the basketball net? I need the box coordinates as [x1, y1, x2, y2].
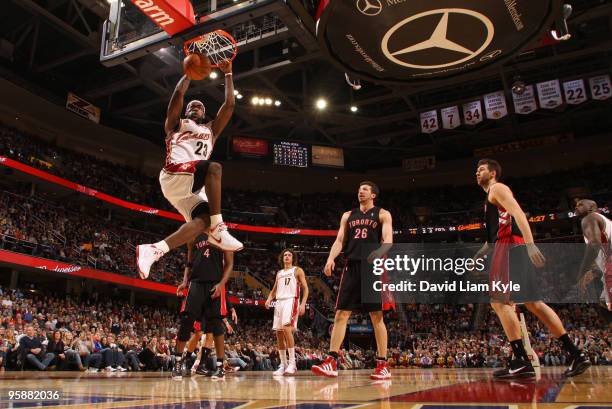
[184, 30, 237, 67]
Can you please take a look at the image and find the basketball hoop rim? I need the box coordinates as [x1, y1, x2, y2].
[183, 29, 238, 68]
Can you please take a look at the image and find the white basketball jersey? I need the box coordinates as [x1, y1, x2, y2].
[164, 119, 213, 171]
[583, 213, 612, 271]
[276, 267, 298, 300]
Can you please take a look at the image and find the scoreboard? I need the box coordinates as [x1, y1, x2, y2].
[273, 142, 308, 167]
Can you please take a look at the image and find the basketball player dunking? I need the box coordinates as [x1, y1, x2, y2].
[311, 181, 394, 380]
[475, 159, 590, 378]
[265, 249, 309, 376]
[575, 199, 612, 311]
[136, 60, 242, 280]
[172, 233, 233, 380]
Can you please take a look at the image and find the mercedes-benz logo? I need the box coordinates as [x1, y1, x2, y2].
[381, 8, 494, 69]
[356, 0, 382, 17]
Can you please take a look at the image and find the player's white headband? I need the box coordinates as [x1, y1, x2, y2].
[186, 100, 204, 111]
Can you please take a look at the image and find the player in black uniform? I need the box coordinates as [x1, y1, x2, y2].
[173, 233, 233, 380]
[311, 181, 394, 380]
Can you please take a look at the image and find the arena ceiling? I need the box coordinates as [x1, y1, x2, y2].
[1, 0, 612, 169]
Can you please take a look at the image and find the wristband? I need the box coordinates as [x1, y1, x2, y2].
[225, 73, 233, 77]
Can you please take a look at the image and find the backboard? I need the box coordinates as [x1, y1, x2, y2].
[100, 0, 287, 67]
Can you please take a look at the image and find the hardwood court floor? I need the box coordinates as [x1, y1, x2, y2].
[0, 367, 609, 409]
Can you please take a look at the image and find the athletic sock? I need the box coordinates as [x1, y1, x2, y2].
[288, 347, 296, 366]
[154, 240, 170, 254]
[377, 356, 386, 363]
[211, 214, 223, 227]
[510, 339, 528, 361]
[216, 358, 223, 367]
[558, 333, 580, 356]
[328, 351, 338, 361]
[279, 349, 287, 366]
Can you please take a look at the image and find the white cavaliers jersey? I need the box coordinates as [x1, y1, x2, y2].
[164, 119, 213, 171]
[276, 267, 299, 300]
[583, 213, 612, 271]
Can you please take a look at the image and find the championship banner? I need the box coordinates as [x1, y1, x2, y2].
[536, 79, 563, 109]
[420, 110, 439, 134]
[440, 106, 460, 129]
[462, 100, 483, 125]
[403, 156, 436, 172]
[232, 136, 268, 157]
[66, 92, 101, 123]
[589, 75, 612, 100]
[563, 79, 587, 105]
[484, 91, 508, 119]
[312, 145, 344, 168]
[512, 85, 538, 114]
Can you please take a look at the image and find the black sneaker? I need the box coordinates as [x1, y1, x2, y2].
[181, 356, 194, 377]
[210, 366, 225, 380]
[565, 352, 591, 377]
[171, 357, 183, 381]
[493, 358, 535, 379]
[195, 362, 213, 377]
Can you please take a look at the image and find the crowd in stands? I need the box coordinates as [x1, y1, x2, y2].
[0, 286, 609, 373]
[2, 125, 611, 230]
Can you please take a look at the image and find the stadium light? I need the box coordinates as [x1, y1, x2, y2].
[251, 97, 259, 105]
[350, 106, 358, 112]
[237, 94, 243, 99]
[210, 71, 218, 79]
[264, 98, 273, 105]
[316, 98, 327, 110]
[274, 100, 281, 106]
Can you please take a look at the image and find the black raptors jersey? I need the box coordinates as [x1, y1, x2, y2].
[484, 198, 522, 244]
[190, 234, 223, 282]
[343, 206, 382, 260]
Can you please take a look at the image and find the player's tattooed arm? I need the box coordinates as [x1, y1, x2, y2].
[165, 75, 191, 135]
[324, 211, 351, 276]
[296, 267, 309, 316]
[210, 60, 235, 142]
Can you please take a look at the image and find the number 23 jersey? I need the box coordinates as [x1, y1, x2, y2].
[164, 119, 213, 172]
[343, 206, 382, 260]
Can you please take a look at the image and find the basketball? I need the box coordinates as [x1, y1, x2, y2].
[183, 53, 211, 80]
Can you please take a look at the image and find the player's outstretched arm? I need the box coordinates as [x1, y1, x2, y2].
[324, 211, 350, 276]
[165, 75, 191, 135]
[210, 60, 235, 142]
[491, 183, 545, 267]
[296, 267, 309, 316]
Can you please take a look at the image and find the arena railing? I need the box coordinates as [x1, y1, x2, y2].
[2, 155, 609, 237]
[0, 248, 270, 307]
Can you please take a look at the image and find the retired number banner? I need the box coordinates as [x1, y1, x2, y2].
[462, 100, 483, 125]
[440, 106, 460, 129]
[563, 79, 587, 105]
[589, 75, 612, 100]
[420, 110, 439, 134]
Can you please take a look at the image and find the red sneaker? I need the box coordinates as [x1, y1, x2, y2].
[311, 356, 338, 378]
[370, 360, 391, 380]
